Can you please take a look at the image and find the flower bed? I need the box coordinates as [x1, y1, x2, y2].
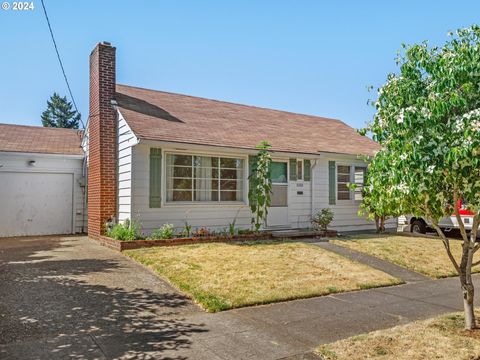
[90, 229, 337, 251]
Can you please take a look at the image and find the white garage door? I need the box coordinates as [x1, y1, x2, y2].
[0, 172, 73, 237]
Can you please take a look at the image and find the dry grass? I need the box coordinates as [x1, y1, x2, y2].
[317, 310, 480, 360]
[332, 235, 480, 279]
[124, 241, 401, 312]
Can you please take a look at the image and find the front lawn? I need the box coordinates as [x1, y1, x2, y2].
[125, 241, 401, 312]
[317, 310, 480, 360]
[331, 235, 480, 279]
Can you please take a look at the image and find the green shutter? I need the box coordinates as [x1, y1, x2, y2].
[289, 158, 297, 181]
[304, 160, 311, 181]
[328, 161, 336, 205]
[248, 155, 256, 197]
[149, 148, 162, 208]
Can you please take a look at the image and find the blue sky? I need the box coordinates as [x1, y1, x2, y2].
[1, 1, 479, 130]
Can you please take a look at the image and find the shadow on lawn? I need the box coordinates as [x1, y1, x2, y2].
[0, 236, 207, 360]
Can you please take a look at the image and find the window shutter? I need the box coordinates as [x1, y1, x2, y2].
[149, 148, 162, 208]
[248, 155, 256, 197]
[328, 161, 336, 205]
[289, 158, 297, 181]
[304, 160, 311, 181]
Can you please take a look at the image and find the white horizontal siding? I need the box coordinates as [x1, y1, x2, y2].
[312, 157, 396, 232]
[117, 111, 137, 223]
[131, 143, 252, 234]
[288, 181, 312, 228]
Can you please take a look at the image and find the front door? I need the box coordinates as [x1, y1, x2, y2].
[267, 161, 289, 227]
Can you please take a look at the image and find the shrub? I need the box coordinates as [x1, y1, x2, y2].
[107, 219, 141, 241]
[312, 208, 334, 232]
[149, 224, 175, 240]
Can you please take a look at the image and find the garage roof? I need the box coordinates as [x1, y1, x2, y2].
[0, 123, 84, 155]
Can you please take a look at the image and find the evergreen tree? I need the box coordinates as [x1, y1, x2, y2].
[41, 92, 81, 129]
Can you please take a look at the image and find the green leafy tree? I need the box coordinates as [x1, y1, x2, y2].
[248, 141, 272, 231]
[41, 92, 81, 129]
[357, 154, 405, 233]
[363, 26, 480, 329]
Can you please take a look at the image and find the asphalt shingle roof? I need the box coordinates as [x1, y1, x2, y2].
[115, 84, 379, 156]
[0, 123, 83, 155]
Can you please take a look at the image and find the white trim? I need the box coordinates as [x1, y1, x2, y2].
[139, 139, 321, 159]
[0, 151, 84, 160]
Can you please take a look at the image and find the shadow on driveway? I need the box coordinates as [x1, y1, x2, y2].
[0, 236, 206, 360]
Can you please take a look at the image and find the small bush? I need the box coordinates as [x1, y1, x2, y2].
[312, 208, 334, 232]
[107, 219, 141, 241]
[149, 224, 175, 240]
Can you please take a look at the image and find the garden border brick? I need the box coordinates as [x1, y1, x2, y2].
[89, 230, 337, 251]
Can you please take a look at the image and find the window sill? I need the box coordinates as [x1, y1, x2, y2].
[162, 201, 248, 208]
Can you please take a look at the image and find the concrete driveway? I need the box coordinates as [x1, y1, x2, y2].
[1, 235, 478, 360]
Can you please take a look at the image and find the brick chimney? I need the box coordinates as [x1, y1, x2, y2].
[88, 42, 117, 237]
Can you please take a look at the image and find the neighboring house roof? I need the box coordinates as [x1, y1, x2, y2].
[115, 84, 380, 156]
[0, 123, 84, 155]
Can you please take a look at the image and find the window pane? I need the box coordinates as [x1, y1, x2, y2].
[220, 191, 239, 201]
[297, 160, 303, 180]
[338, 191, 350, 200]
[172, 178, 192, 190]
[271, 162, 287, 183]
[194, 190, 215, 201]
[338, 165, 350, 174]
[171, 190, 192, 201]
[354, 167, 365, 185]
[173, 166, 192, 178]
[220, 158, 238, 168]
[337, 183, 350, 192]
[220, 179, 242, 191]
[354, 167, 366, 201]
[221, 168, 239, 179]
[169, 154, 191, 166]
[337, 174, 350, 183]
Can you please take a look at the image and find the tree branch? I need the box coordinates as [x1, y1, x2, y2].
[431, 221, 461, 273]
[453, 188, 469, 242]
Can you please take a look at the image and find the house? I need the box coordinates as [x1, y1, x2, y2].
[0, 41, 395, 238]
[0, 124, 86, 237]
[84, 41, 395, 238]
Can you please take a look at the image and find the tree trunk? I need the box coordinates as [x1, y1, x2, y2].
[463, 282, 476, 330]
[375, 216, 380, 233]
[380, 216, 386, 233]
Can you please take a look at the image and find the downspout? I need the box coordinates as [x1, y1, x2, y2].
[81, 153, 87, 233]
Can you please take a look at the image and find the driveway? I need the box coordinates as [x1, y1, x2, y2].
[1, 235, 478, 360]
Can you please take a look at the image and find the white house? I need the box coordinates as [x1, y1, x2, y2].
[0, 41, 395, 239]
[84, 42, 395, 238]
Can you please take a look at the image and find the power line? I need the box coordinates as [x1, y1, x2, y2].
[40, 0, 85, 129]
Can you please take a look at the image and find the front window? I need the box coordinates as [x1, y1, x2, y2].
[337, 165, 351, 200]
[166, 154, 244, 202]
[297, 160, 303, 180]
[354, 167, 366, 201]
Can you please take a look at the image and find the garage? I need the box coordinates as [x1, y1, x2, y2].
[0, 172, 74, 237]
[0, 124, 86, 237]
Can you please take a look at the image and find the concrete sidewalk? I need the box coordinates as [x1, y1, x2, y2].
[312, 241, 430, 283]
[0, 235, 477, 360]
